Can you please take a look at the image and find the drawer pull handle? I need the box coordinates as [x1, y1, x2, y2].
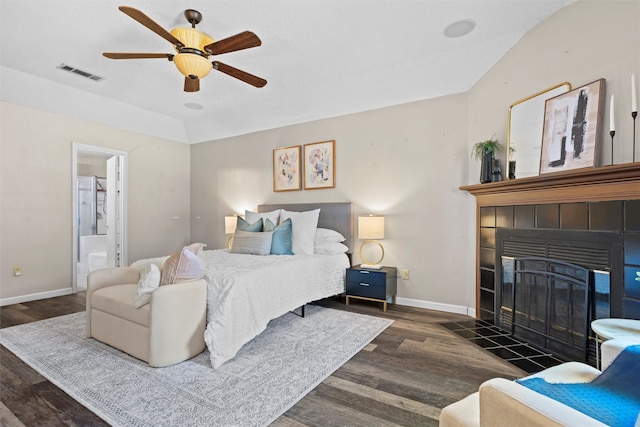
[360, 271, 370, 274]
[359, 283, 370, 287]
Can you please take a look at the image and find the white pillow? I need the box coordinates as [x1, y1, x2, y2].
[187, 242, 206, 256]
[245, 209, 281, 228]
[160, 245, 206, 286]
[314, 227, 345, 243]
[280, 209, 320, 255]
[314, 242, 349, 255]
[231, 229, 273, 255]
[134, 263, 161, 308]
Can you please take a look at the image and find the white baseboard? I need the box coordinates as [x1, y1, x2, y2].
[1, 289, 477, 319]
[0, 287, 74, 307]
[395, 297, 476, 317]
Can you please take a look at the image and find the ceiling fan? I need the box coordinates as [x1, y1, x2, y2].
[103, 6, 267, 92]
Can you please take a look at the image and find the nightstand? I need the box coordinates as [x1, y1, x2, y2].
[345, 265, 397, 311]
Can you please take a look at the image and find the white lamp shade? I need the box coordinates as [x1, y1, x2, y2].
[224, 216, 238, 234]
[358, 215, 385, 240]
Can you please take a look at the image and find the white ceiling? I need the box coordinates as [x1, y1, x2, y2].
[0, 0, 576, 144]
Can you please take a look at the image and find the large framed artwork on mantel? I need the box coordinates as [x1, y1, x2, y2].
[304, 140, 335, 189]
[273, 145, 301, 192]
[539, 78, 605, 174]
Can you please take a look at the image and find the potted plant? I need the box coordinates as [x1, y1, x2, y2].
[472, 138, 503, 183]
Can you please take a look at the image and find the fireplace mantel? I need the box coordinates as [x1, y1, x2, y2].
[461, 162, 640, 321]
[460, 163, 640, 206]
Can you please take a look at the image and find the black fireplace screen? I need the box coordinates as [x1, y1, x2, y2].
[502, 257, 593, 362]
[496, 228, 620, 365]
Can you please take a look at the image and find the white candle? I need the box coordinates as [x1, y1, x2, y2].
[610, 94, 615, 132]
[632, 74, 638, 113]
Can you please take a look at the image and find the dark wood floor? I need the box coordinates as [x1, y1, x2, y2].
[1, 293, 524, 427]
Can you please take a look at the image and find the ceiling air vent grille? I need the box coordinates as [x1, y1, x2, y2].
[56, 64, 104, 82]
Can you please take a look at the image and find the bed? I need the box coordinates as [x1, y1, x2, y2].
[131, 202, 353, 368]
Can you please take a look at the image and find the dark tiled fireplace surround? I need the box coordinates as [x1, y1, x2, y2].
[459, 163, 640, 372]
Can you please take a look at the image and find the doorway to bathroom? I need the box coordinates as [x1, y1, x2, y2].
[72, 143, 127, 291]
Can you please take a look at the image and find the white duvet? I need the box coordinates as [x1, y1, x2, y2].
[131, 249, 348, 368]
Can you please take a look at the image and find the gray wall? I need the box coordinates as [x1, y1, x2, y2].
[0, 103, 192, 301]
[191, 93, 471, 310]
[468, 0, 639, 174]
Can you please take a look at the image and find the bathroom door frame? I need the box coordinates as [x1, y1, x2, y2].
[72, 143, 128, 292]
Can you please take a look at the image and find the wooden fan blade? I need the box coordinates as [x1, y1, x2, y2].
[119, 6, 184, 47]
[103, 52, 174, 60]
[213, 61, 267, 88]
[184, 76, 200, 92]
[204, 31, 262, 55]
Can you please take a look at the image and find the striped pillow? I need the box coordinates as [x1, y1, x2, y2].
[231, 229, 273, 255]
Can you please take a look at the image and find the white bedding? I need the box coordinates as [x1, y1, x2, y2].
[131, 249, 349, 368]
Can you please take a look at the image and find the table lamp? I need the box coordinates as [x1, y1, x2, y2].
[358, 214, 385, 269]
[225, 215, 238, 249]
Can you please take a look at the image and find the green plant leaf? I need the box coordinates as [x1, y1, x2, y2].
[471, 138, 503, 160]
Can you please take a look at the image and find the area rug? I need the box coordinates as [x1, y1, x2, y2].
[0, 305, 392, 427]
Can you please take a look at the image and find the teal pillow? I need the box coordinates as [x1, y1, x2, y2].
[264, 218, 293, 255]
[236, 217, 263, 232]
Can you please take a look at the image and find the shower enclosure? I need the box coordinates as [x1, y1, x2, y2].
[77, 176, 108, 288]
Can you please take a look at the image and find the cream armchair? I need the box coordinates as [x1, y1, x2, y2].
[86, 267, 207, 367]
[439, 339, 634, 427]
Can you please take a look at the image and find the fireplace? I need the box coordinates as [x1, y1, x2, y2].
[495, 228, 622, 363]
[461, 163, 640, 366]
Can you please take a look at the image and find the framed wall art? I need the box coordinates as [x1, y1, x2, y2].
[273, 145, 301, 192]
[304, 140, 335, 189]
[539, 78, 605, 174]
[507, 82, 571, 179]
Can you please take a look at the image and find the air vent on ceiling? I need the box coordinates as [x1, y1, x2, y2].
[56, 63, 105, 82]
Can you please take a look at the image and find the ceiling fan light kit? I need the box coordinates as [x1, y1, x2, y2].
[174, 53, 212, 79]
[170, 27, 214, 52]
[103, 6, 266, 92]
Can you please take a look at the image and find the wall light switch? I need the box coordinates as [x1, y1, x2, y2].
[13, 266, 23, 276]
[401, 270, 410, 280]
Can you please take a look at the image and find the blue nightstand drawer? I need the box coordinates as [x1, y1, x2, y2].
[346, 280, 387, 299]
[346, 269, 387, 286]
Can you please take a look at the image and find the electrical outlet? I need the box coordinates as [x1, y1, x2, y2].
[13, 266, 23, 276]
[401, 270, 410, 280]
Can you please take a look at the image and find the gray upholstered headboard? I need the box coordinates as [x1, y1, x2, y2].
[257, 202, 354, 254]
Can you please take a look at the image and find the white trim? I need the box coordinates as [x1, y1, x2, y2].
[395, 296, 475, 317]
[72, 143, 128, 293]
[0, 288, 73, 307]
[1, 289, 477, 317]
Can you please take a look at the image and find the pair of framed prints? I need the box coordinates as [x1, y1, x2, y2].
[273, 140, 335, 192]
